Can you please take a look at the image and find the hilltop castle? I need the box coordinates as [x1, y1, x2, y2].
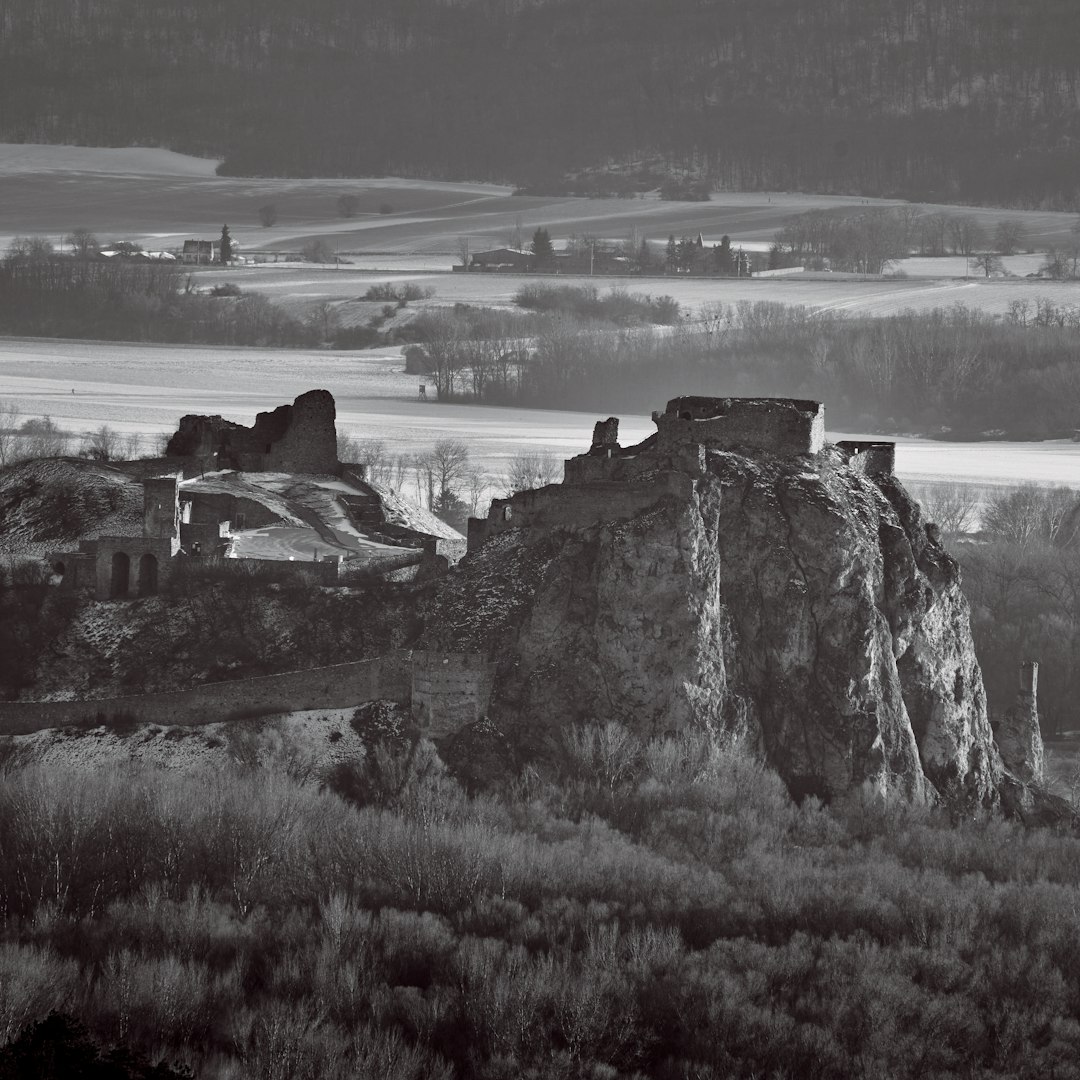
[468, 396, 896, 551]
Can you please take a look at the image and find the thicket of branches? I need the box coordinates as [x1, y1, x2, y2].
[0, 255, 312, 346]
[417, 297, 1080, 438]
[936, 484, 1080, 736]
[3, 723, 1080, 1078]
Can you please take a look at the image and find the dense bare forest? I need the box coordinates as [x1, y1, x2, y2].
[4, 0, 1080, 205]
[3, 734, 1080, 1079]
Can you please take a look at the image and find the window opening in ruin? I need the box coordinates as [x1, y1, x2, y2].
[138, 553, 159, 596]
[110, 551, 130, 598]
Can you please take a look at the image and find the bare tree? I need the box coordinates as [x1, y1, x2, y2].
[419, 439, 471, 509]
[0, 400, 21, 468]
[336, 194, 360, 218]
[306, 301, 340, 341]
[456, 236, 471, 268]
[970, 252, 1004, 278]
[19, 416, 68, 459]
[947, 215, 985, 257]
[64, 227, 99, 259]
[78, 425, 120, 461]
[913, 481, 981, 534]
[258, 204, 278, 228]
[994, 219, 1025, 255]
[503, 450, 561, 495]
[7, 236, 54, 260]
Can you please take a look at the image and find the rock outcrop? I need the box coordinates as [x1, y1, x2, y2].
[423, 397, 1030, 807]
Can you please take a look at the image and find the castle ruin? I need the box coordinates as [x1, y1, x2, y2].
[468, 396, 895, 551]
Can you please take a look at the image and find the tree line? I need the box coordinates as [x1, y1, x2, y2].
[401, 290, 1080, 439]
[4, 0, 1080, 206]
[0, 250, 313, 346]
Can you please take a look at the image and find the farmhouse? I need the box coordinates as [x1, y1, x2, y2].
[181, 239, 219, 264]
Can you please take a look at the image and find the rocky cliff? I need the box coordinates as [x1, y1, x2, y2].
[423, 429, 1032, 807]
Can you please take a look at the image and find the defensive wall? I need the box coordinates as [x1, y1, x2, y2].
[410, 651, 498, 736]
[653, 397, 826, 457]
[0, 654, 413, 736]
[468, 472, 693, 552]
[0, 649, 498, 738]
[165, 389, 340, 475]
[835, 441, 896, 476]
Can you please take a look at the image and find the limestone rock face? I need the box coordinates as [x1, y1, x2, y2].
[423, 447, 1006, 804]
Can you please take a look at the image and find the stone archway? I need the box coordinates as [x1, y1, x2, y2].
[110, 551, 130, 598]
[138, 553, 159, 596]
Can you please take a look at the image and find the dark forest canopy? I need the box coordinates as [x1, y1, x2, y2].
[3, 0, 1080, 206]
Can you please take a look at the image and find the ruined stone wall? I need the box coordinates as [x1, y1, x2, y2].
[263, 389, 339, 474]
[470, 472, 694, 551]
[143, 475, 181, 538]
[0, 653, 413, 736]
[654, 397, 825, 457]
[411, 651, 497, 735]
[93, 536, 179, 600]
[836, 441, 896, 476]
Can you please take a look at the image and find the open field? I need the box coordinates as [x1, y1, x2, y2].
[2, 337, 1078, 490]
[189, 264, 1080, 322]
[3, 143, 1080, 265]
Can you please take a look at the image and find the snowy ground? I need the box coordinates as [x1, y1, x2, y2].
[2, 708, 365, 773]
[1, 337, 1077, 490]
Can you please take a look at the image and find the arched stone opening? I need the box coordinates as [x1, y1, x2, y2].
[138, 553, 159, 596]
[110, 551, 130, 598]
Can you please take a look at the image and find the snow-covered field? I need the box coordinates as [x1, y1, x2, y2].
[1, 337, 1077, 489]
[4, 142, 1080, 261]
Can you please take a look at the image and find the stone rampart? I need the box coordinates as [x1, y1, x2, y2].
[468, 472, 693, 552]
[411, 651, 497, 735]
[0, 653, 412, 737]
[836, 441, 896, 476]
[654, 397, 825, 457]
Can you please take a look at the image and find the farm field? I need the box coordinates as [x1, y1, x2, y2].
[2, 337, 1078, 491]
[3, 143, 1080, 264]
[190, 264, 1080, 321]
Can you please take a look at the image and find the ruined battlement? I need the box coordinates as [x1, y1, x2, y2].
[165, 389, 339, 475]
[653, 397, 826, 457]
[468, 397, 894, 555]
[836, 441, 896, 476]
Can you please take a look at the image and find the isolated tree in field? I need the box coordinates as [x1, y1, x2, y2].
[530, 227, 554, 266]
[337, 194, 360, 218]
[258, 203, 278, 227]
[456, 236, 471, 268]
[64, 227, 99, 259]
[971, 252, 1004, 278]
[994, 219, 1025, 255]
[219, 225, 232, 264]
[301, 239, 334, 264]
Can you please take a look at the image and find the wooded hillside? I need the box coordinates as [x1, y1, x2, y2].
[3, 0, 1080, 205]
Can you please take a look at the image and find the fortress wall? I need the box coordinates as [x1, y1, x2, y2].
[143, 475, 181, 538]
[655, 399, 825, 457]
[411, 651, 497, 736]
[479, 473, 692, 545]
[0, 653, 412, 737]
[264, 389, 339, 475]
[836, 441, 896, 476]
